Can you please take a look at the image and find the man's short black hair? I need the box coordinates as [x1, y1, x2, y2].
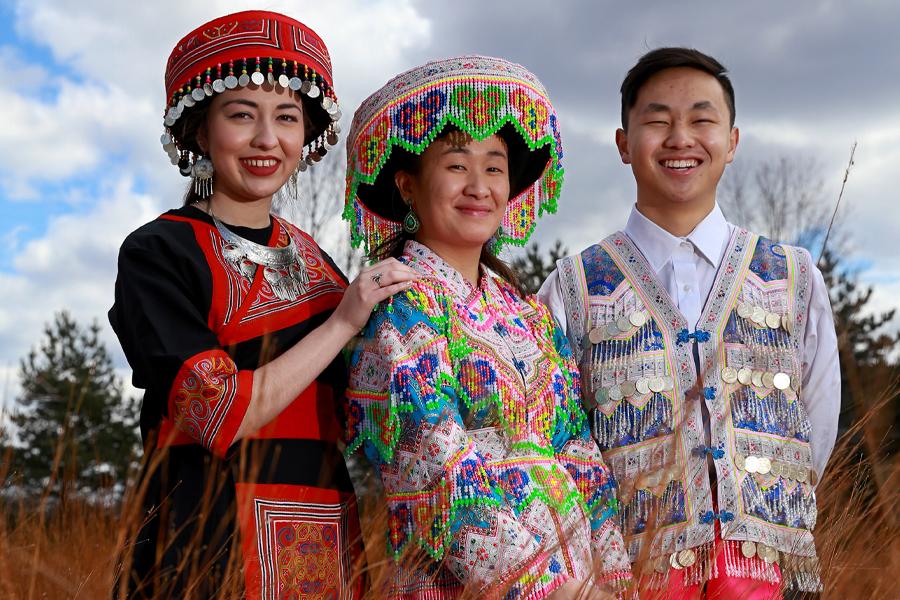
[620, 47, 736, 130]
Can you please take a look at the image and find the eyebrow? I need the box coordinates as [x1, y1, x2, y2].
[221, 99, 303, 111]
[442, 146, 508, 159]
[643, 102, 670, 113]
[643, 101, 716, 113]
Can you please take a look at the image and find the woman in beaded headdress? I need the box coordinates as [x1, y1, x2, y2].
[343, 56, 633, 598]
[108, 10, 418, 598]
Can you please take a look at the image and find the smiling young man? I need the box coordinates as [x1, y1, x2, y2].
[539, 48, 839, 598]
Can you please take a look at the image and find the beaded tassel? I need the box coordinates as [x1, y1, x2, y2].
[593, 394, 673, 448]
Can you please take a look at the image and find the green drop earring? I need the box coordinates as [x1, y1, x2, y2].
[402, 201, 420, 234]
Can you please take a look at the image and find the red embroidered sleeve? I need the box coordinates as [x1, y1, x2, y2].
[168, 349, 253, 457]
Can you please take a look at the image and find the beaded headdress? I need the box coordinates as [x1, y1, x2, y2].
[161, 10, 341, 175]
[344, 55, 564, 254]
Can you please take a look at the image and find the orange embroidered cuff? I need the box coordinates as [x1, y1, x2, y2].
[168, 349, 253, 457]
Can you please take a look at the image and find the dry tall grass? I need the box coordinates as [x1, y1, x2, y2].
[1, 342, 896, 599]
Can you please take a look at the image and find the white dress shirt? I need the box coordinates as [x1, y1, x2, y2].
[538, 204, 841, 479]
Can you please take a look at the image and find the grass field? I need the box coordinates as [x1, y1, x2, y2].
[1, 351, 896, 599]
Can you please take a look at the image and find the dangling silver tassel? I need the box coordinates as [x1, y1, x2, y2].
[192, 156, 214, 198]
[288, 167, 300, 202]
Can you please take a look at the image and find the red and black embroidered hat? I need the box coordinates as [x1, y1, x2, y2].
[160, 10, 341, 172]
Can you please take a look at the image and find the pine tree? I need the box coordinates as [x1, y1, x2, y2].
[510, 240, 569, 295]
[820, 249, 900, 367]
[819, 250, 900, 457]
[8, 311, 140, 501]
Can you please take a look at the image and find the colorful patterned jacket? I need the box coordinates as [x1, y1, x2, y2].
[345, 241, 631, 598]
[553, 229, 822, 592]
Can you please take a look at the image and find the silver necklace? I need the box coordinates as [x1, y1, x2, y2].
[212, 215, 309, 301]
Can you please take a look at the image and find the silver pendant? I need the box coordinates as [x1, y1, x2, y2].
[214, 217, 308, 301]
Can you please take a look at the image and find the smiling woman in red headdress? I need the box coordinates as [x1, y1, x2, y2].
[108, 10, 417, 598]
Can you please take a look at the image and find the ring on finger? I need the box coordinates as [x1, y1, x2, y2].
[371, 272, 383, 287]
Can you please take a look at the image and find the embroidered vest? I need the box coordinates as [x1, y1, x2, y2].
[556, 228, 821, 591]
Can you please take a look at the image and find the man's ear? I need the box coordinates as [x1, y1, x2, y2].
[615, 128, 631, 164]
[725, 126, 740, 164]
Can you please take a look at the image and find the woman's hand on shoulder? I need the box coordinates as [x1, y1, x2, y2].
[330, 258, 420, 335]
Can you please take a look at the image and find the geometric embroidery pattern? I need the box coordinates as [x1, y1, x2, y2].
[582, 242, 626, 296]
[254, 498, 345, 600]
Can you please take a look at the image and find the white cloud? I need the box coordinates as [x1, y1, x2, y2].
[0, 45, 48, 91]
[0, 79, 159, 199]
[13, 0, 431, 119]
[0, 0, 433, 407]
[0, 176, 165, 369]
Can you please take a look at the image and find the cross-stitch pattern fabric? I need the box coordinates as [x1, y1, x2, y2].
[345, 241, 631, 598]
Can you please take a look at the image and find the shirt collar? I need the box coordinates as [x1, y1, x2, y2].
[402, 239, 492, 302]
[623, 203, 731, 270]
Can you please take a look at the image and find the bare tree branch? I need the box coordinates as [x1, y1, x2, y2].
[720, 154, 836, 250]
[819, 142, 857, 265]
[274, 145, 366, 278]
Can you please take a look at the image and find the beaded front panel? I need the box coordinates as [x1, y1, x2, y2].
[563, 235, 705, 558]
[709, 238, 818, 550]
[345, 241, 630, 597]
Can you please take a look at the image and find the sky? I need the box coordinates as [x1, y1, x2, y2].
[0, 0, 897, 408]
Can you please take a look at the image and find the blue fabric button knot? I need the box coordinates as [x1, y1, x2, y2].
[676, 328, 711, 346]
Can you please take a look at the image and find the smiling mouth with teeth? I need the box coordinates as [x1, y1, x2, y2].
[242, 159, 279, 167]
[662, 159, 700, 169]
